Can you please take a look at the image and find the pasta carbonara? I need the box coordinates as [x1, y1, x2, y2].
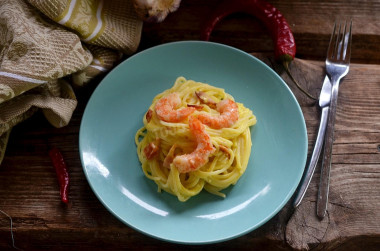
[135, 77, 256, 202]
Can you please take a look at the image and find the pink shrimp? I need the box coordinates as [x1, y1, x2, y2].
[197, 99, 239, 129]
[155, 92, 196, 122]
[173, 116, 215, 173]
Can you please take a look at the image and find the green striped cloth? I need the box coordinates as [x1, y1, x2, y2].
[0, 0, 142, 164]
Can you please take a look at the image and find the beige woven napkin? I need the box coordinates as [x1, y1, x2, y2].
[0, 0, 143, 163]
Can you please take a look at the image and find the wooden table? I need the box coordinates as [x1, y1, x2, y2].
[1, 1, 379, 250]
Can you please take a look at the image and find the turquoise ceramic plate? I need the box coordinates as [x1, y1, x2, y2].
[79, 41, 307, 244]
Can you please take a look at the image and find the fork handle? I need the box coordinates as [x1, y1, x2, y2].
[317, 80, 340, 219]
[293, 106, 329, 208]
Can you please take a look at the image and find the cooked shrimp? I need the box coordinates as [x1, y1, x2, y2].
[173, 116, 215, 173]
[197, 99, 239, 129]
[155, 92, 195, 122]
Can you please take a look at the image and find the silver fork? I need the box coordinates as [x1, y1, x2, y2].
[317, 20, 352, 219]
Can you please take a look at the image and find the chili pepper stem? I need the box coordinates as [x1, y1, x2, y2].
[283, 61, 317, 100]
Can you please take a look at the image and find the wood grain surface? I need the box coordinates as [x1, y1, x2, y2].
[141, 0, 380, 64]
[1, 0, 380, 250]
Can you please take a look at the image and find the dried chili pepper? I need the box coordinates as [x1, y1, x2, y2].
[49, 148, 70, 204]
[200, 0, 316, 100]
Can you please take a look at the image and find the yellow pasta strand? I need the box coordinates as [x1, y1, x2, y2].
[135, 77, 257, 202]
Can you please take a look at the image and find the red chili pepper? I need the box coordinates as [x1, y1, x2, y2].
[49, 148, 70, 204]
[201, 0, 316, 100]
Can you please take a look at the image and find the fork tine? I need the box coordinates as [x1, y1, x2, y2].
[340, 21, 347, 60]
[344, 20, 353, 62]
[327, 20, 352, 62]
[326, 22, 337, 60]
[338, 21, 347, 60]
[333, 23, 341, 59]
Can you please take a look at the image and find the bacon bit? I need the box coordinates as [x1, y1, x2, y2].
[144, 138, 160, 160]
[163, 144, 178, 168]
[146, 109, 153, 123]
[187, 104, 203, 110]
[219, 145, 230, 157]
[195, 91, 217, 109]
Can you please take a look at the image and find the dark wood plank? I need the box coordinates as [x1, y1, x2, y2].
[141, 0, 380, 64]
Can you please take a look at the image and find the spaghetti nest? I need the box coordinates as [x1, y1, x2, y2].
[135, 77, 257, 202]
